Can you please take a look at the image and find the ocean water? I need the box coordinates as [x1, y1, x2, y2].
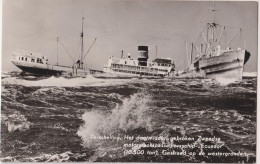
[1, 72, 257, 162]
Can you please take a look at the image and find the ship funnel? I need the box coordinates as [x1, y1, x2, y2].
[138, 46, 148, 66]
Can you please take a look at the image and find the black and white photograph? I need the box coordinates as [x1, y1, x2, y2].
[1, 0, 258, 163]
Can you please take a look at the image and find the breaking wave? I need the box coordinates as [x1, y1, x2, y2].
[243, 72, 257, 78]
[1, 75, 138, 87]
[0, 151, 88, 162]
[214, 77, 240, 86]
[1, 71, 256, 162]
[2, 112, 31, 132]
[77, 91, 153, 146]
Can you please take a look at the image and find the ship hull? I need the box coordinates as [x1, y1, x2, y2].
[16, 65, 63, 76]
[180, 50, 250, 82]
[12, 61, 88, 76]
[103, 67, 167, 78]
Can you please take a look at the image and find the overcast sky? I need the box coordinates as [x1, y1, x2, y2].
[2, 0, 258, 72]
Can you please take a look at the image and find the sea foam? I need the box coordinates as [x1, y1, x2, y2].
[2, 112, 31, 132]
[1, 75, 137, 87]
[77, 91, 153, 146]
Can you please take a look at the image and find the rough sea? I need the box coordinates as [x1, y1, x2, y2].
[1, 72, 257, 163]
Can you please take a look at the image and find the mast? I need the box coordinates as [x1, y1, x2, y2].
[155, 46, 158, 58]
[208, 2, 218, 57]
[191, 43, 193, 64]
[80, 17, 85, 68]
[56, 37, 59, 65]
[211, 2, 217, 41]
[212, 2, 215, 24]
[185, 41, 190, 65]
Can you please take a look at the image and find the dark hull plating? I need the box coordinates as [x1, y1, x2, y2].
[17, 65, 63, 76]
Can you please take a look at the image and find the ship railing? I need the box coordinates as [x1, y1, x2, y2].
[53, 64, 72, 68]
[111, 65, 169, 74]
[15, 50, 41, 56]
[13, 50, 45, 59]
[111, 68, 165, 76]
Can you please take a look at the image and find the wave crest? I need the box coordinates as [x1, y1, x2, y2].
[77, 91, 153, 146]
[2, 112, 31, 132]
[1, 75, 138, 87]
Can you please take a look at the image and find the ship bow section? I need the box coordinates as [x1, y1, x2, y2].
[200, 50, 247, 82]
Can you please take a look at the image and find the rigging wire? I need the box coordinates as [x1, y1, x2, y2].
[93, 39, 97, 58]
[58, 32, 81, 39]
[74, 38, 82, 62]
[219, 24, 241, 30]
[82, 38, 97, 61]
[216, 26, 225, 47]
[224, 26, 226, 48]
[240, 28, 243, 48]
[175, 40, 189, 70]
[226, 28, 241, 48]
[58, 39, 75, 62]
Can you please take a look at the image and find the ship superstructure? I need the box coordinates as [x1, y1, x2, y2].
[103, 46, 175, 77]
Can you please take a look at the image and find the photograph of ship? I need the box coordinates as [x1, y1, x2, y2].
[102, 45, 175, 78]
[10, 17, 94, 77]
[179, 7, 251, 82]
[1, 0, 257, 163]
